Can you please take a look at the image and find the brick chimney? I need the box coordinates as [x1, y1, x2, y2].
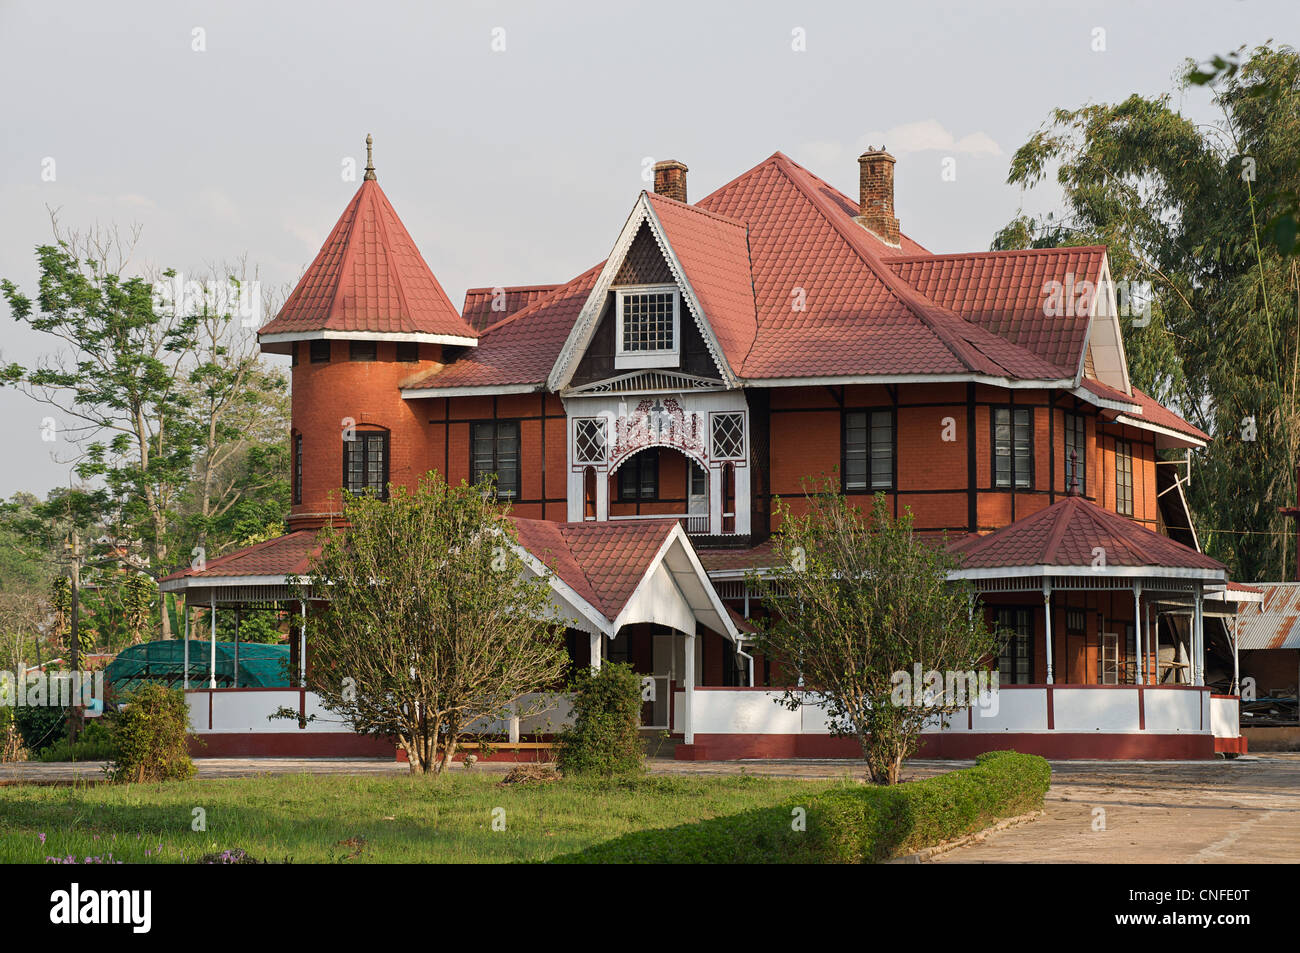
[653, 159, 689, 203]
[855, 147, 900, 246]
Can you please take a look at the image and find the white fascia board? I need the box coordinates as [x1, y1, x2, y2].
[741, 373, 1074, 390]
[159, 574, 291, 593]
[1111, 414, 1207, 449]
[949, 565, 1225, 582]
[1206, 588, 1264, 603]
[1069, 384, 1142, 414]
[611, 524, 742, 642]
[401, 383, 540, 399]
[508, 541, 613, 636]
[259, 330, 479, 347]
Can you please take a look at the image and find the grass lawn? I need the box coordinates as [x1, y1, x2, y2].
[0, 772, 843, 864]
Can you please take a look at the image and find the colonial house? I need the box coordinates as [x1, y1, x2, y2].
[161, 138, 1251, 760]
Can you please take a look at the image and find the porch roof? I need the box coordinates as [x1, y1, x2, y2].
[159, 530, 321, 590]
[948, 496, 1225, 580]
[510, 517, 743, 642]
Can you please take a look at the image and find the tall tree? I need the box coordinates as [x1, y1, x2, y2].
[179, 260, 290, 559]
[996, 44, 1300, 581]
[296, 475, 569, 774]
[1, 222, 199, 636]
[750, 486, 996, 785]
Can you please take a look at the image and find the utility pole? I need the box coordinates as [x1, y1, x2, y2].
[64, 529, 83, 744]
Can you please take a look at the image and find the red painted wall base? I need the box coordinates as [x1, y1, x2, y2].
[190, 733, 396, 758]
[1214, 736, 1248, 755]
[676, 732, 1219, 761]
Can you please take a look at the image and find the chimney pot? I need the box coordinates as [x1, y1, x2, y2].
[653, 159, 689, 203]
[854, 149, 900, 247]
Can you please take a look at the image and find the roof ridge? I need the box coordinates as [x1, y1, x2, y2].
[464, 283, 561, 295]
[326, 183, 367, 322]
[644, 190, 749, 229]
[370, 182, 415, 330]
[888, 245, 1108, 265]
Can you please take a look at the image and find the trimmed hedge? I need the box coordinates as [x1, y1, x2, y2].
[551, 750, 1050, 864]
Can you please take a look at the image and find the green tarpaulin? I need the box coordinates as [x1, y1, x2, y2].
[105, 640, 291, 692]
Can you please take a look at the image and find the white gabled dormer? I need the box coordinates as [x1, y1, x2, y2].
[547, 189, 745, 393]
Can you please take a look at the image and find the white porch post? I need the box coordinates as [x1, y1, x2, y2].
[1232, 611, 1240, 695]
[589, 630, 602, 671]
[709, 465, 723, 535]
[182, 599, 190, 690]
[1133, 582, 1143, 685]
[683, 627, 696, 745]
[298, 601, 307, 687]
[1193, 587, 1205, 686]
[596, 469, 609, 523]
[508, 700, 521, 744]
[209, 591, 217, 689]
[1043, 582, 1054, 685]
[1149, 602, 1158, 685]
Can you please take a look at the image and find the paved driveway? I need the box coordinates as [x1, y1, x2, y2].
[932, 755, 1300, 864]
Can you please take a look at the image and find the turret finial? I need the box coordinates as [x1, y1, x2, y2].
[364, 134, 376, 181]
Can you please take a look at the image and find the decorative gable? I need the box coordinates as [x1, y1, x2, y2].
[547, 192, 755, 392]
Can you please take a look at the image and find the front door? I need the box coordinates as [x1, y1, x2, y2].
[643, 631, 675, 728]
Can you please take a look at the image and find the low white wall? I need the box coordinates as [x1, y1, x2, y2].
[188, 689, 345, 734]
[1054, 688, 1140, 733]
[691, 686, 1209, 736]
[1145, 688, 1203, 733]
[1210, 696, 1240, 739]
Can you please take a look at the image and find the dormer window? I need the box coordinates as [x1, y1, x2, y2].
[615, 285, 679, 369]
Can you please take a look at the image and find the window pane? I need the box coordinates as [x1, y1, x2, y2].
[870, 410, 892, 489]
[497, 422, 520, 498]
[621, 291, 675, 353]
[844, 412, 867, 490]
[1013, 409, 1032, 488]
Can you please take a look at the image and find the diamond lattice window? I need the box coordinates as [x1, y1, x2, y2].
[711, 413, 745, 460]
[574, 417, 607, 465]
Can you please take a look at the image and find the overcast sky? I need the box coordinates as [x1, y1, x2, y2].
[0, 0, 1290, 498]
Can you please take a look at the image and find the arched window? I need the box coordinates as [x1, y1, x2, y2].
[343, 427, 389, 499]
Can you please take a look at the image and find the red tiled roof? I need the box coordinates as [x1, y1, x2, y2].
[160, 531, 322, 583]
[1126, 387, 1210, 443]
[259, 179, 476, 341]
[948, 496, 1224, 572]
[1078, 379, 1208, 443]
[510, 517, 676, 620]
[889, 247, 1107, 376]
[403, 265, 602, 392]
[462, 284, 561, 332]
[645, 191, 757, 375]
[698, 540, 778, 574]
[697, 153, 1067, 381]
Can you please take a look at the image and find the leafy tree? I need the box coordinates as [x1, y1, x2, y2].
[296, 475, 569, 774]
[1, 223, 200, 637]
[178, 260, 290, 558]
[750, 486, 996, 785]
[997, 44, 1300, 581]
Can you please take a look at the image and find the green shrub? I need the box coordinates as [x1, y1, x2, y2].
[37, 719, 120, 762]
[555, 662, 644, 777]
[14, 704, 67, 756]
[552, 750, 1050, 864]
[107, 684, 196, 783]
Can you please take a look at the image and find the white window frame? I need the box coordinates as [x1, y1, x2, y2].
[614, 284, 680, 370]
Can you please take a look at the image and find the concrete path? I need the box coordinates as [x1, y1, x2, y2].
[932, 754, 1300, 864]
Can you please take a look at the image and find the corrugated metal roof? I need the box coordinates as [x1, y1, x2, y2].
[1236, 583, 1300, 650]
